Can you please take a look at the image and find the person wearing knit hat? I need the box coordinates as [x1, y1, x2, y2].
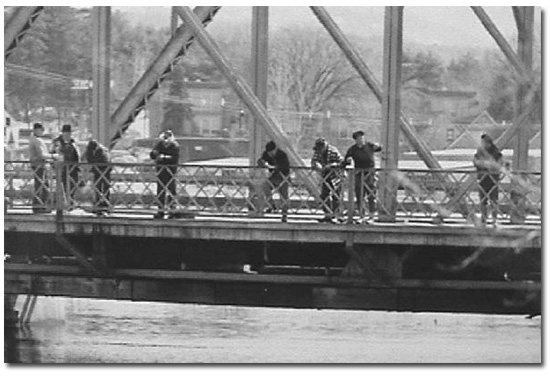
[344, 130, 382, 222]
[311, 137, 344, 223]
[51, 124, 80, 209]
[257, 141, 290, 222]
[150, 130, 180, 219]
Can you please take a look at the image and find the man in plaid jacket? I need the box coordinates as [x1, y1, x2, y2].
[311, 137, 344, 223]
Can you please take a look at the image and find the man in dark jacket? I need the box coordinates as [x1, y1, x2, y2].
[257, 141, 290, 222]
[51, 124, 80, 209]
[344, 130, 382, 221]
[150, 130, 180, 219]
[311, 137, 344, 223]
[473, 133, 503, 224]
[85, 140, 111, 215]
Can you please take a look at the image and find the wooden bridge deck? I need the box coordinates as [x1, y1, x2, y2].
[4, 212, 542, 249]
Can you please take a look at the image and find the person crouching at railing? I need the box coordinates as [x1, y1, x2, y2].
[85, 140, 111, 216]
[257, 141, 290, 223]
[50, 124, 80, 210]
[473, 133, 503, 225]
[150, 130, 180, 219]
[28, 123, 53, 213]
[311, 137, 344, 223]
[344, 130, 382, 223]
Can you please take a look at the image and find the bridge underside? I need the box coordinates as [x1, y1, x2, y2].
[4, 214, 541, 315]
[4, 265, 541, 315]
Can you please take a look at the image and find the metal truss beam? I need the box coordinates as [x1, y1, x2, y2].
[170, 7, 179, 37]
[310, 6, 442, 171]
[4, 6, 44, 60]
[109, 6, 221, 148]
[249, 6, 269, 164]
[379, 7, 403, 221]
[175, 6, 321, 198]
[471, 6, 526, 78]
[55, 232, 97, 274]
[92, 6, 111, 147]
[512, 6, 524, 34]
[512, 6, 534, 171]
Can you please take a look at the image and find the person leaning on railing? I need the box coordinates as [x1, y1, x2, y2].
[50, 124, 80, 209]
[344, 130, 382, 222]
[473, 133, 503, 225]
[311, 137, 344, 223]
[150, 130, 180, 219]
[28, 122, 53, 213]
[84, 140, 111, 216]
[257, 141, 290, 223]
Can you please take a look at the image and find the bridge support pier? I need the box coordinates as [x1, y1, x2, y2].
[342, 245, 402, 281]
[92, 227, 111, 273]
[4, 294, 19, 327]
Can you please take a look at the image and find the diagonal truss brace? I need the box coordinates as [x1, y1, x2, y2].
[4, 6, 44, 60]
[175, 6, 321, 199]
[470, 6, 527, 78]
[55, 231, 98, 274]
[109, 6, 221, 148]
[310, 6, 442, 171]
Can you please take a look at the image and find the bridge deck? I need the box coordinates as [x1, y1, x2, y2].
[4, 211, 541, 249]
[4, 211, 541, 314]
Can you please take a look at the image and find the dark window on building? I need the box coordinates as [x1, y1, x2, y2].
[446, 129, 454, 142]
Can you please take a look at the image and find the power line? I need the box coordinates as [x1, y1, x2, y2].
[5, 62, 86, 84]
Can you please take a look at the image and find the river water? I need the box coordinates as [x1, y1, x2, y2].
[4, 297, 541, 363]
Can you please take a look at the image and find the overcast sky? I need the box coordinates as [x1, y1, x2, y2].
[117, 6, 540, 48]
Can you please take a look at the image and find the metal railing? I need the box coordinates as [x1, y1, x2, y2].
[3, 161, 541, 225]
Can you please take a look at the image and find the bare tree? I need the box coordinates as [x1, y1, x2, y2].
[269, 28, 357, 114]
[268, 28, 357, 149]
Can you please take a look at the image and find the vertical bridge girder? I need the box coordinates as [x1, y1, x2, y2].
[109, 6, 221, 148]
[4, 6, 44, 60]
[379, 6, 403, 221]
[92, 6, 111, 147]
[175, 6, 321, 198]
[512, 6, 534, 171]
[249, 6, 269, 164]
[310, 6, 443, 171]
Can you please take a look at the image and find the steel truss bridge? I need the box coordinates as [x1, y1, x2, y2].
[4, 6, 541, 319]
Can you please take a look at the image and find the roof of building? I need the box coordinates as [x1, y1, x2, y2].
[404, 86, 477, 99]
[182, 80, 226, 90]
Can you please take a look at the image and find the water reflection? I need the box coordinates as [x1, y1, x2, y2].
[4, 297, 542, 363]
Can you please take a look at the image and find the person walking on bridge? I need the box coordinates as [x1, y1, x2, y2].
[150, 130, 180, 219]
[311, 137, 344, 223]
[344, 130, 382, 222]
[257, 141, 290, 223]
[51, 124, 80, 209]
[28, 123, 52, 213]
